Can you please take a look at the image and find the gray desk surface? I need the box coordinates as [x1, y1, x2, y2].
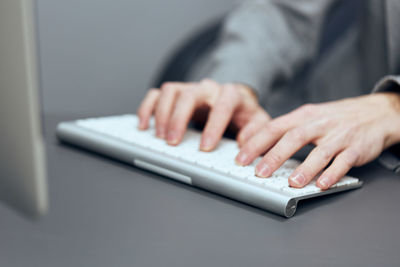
[1, 113, 400, 267]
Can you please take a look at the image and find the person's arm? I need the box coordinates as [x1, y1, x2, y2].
[196, 0, 339, 101]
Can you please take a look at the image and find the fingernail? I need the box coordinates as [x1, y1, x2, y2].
[156, 126, 165, 138]
[255, 163, 271, 177]
[200, 137, 213, 151]
[235, 153, 248, 166]
[167, 130, 179, 145]
[318, 176, 330, 189]
[290, 173, 306, 187]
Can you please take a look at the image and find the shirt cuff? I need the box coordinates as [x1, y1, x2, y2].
[372, 75, 400, 174]
[372, 75, 400, 93]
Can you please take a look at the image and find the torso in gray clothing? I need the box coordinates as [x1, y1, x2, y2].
[189, 0, 400, 117]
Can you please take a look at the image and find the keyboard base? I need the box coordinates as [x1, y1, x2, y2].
[56, 119, 362, 218]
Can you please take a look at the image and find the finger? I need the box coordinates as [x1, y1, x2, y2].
[155, 82, 181, 138]
[235, 121, 284, 166]
[272, 103, 319, 130]
[167, 87, 204, 145]
[235, 106, 317, 166]
[200, 84, 240, 151]
[236, 103, 315, 147]
[137, 89, 160, 130]
[236, 110, 270, 147]
[288, 144, 338, 188]
[316, 148, 360, 190]
[255, 124, 322, 178]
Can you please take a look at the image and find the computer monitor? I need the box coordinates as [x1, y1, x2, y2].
[0, 0, 48, 217]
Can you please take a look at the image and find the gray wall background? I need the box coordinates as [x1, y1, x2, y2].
[37, 0, 238, 117]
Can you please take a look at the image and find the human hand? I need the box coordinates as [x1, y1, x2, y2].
[137, 79, 270, 151]
[235, 93, 400, 189]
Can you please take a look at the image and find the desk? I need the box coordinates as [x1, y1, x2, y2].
[0, 113, 399, 267]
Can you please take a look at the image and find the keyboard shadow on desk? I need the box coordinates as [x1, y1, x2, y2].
[57, 141, 289, 221]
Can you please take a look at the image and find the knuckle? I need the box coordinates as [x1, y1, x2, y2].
[242, 140, 258, 156]
[200, 78, 217, 86]
[341, 158, 353, 169]
[315, 146, 334, 162]
[343, 148, 361, 167]
[200, 79, 220, 93]
[342, 124, 358, 134]
[155, 119, 166, 128]
[256, 127, 271, 139]
[202, 130, 219, 142]
[257, 109, 271, 122]
[155, 115, 166, 125]
[160, 82, 177, 92]
[222, 83, 235, 93]
[287, 128, 306, 143]
[223, 84, 241, 100]
[266, 152, 282, 167]
[318, 117, 332, 129]
[298, 103, 318, 116]
[266, 122, 282, 136]
[198, 80, 220, 103]
[168, 120, 183, 132]
[242, 132, 260, 147]
[214, 101, 233, 114]
[180, 88, 196, 101]
[148, 88, 159, 95]
[141, 90, 158, 106]
[138, 101, 154, 116]
[137, 107, 146, 118]
[155, 107, 167, 121]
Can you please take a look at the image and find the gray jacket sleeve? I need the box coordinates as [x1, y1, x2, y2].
[198, 0, 338, 100]
[372, 75, 400, 174]
[372, 75, 400, 94]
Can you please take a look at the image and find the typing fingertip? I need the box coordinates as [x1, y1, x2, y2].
[235, 152, 248, 166]
[289, 173, 306, 188]
[199, 137, 214, 152]
[255, 163, 271, 177]
[167, 131, 180, 146]
[317, 176, 330, 190]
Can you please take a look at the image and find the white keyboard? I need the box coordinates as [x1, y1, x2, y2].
[56, 114, 362, 217]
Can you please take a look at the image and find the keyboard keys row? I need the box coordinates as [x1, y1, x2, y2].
[76, 115, 359, 197]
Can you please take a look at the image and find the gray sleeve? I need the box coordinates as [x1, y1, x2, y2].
[372, 75, 400, 174]
[192, 0, 338, 100]
[372, 75, 400, 93]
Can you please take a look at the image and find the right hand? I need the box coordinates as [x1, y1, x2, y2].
[137, 79, 270, 151]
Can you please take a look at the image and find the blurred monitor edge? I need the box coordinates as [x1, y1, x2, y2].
[0, 0, 48, 218]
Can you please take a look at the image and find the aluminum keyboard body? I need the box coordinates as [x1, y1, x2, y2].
[56, 114, 363, 217]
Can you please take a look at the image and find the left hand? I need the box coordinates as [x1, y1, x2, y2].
[235, 93, 400, 189]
